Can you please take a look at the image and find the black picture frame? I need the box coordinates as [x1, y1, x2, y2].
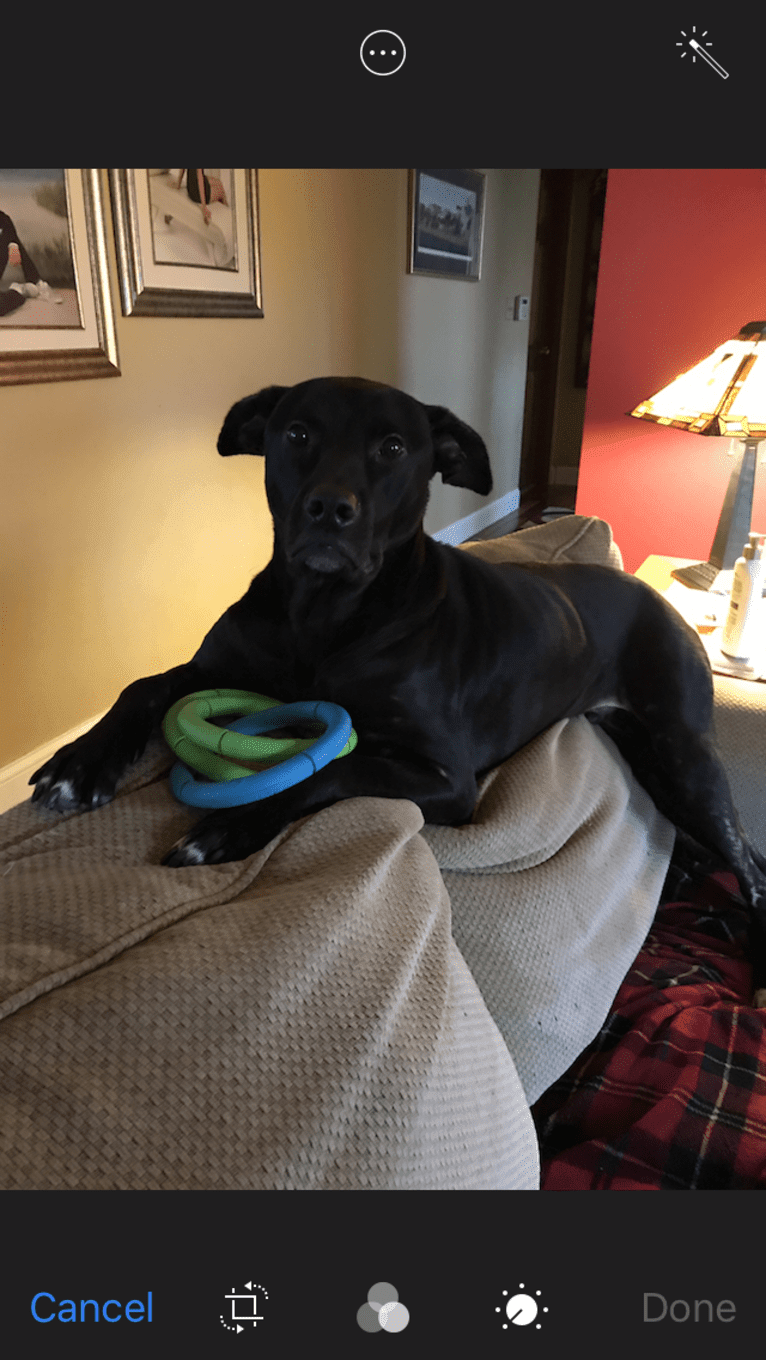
[408, 169, 486, 280]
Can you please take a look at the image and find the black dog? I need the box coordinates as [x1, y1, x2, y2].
[31, 377, 766, 937]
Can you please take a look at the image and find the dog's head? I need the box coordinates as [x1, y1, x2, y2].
[217, 376, 492, 582]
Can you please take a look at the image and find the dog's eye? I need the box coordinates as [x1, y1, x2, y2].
[286, 423, 309, 448]
[378, 435, 406, 461]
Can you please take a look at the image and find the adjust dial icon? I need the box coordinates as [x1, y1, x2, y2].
[496, 1283, 549, 1329]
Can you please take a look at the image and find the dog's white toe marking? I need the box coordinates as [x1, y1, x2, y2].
[172, 838, 207, 865]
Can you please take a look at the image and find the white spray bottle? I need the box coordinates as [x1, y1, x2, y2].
[720, 532, 765, 661]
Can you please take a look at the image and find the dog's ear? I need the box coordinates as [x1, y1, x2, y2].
[425, 405, 493, 495]
[217, 386, 288, 457]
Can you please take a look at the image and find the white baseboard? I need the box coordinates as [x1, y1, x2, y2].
[431, 488, 520, 547]
[0, 712, 106, 816]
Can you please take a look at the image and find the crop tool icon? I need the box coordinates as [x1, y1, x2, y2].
[220, 1281, 269, 1333]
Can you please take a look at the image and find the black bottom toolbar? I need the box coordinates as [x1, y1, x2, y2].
[3, 1191, 759, 1356]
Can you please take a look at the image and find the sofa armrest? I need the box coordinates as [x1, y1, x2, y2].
[711, 676, 766, 857]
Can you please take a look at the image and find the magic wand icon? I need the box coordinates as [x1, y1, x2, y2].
[688, 37, 729, 78]
[677, 29, 730, 79]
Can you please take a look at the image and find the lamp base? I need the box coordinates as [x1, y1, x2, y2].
[672, 438, 760, 588]
[670, 560, 721, 591]
[708, 438, 759, 571]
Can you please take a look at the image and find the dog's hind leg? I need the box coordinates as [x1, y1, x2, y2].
[595, 700, 766, 985]
[603, 620, 766, 963]
[634, 713, 762, 900]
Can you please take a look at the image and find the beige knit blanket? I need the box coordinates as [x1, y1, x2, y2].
[0, 517, 675, 1189]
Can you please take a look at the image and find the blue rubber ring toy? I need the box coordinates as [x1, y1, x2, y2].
[163, 689, 357, 783]
[170, 699, 353, 808]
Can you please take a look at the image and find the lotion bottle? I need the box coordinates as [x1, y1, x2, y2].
[720, 532, 765, 661]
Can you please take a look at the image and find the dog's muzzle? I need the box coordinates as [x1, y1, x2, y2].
[304, 485, 361, 530]
[303, 545, 353, 574]
[293, 485, 371, 575]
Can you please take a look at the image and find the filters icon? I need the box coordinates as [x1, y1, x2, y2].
[357, 1282, 410, 1333]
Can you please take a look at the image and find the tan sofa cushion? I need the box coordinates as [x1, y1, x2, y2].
[0, 516, 673, 1188]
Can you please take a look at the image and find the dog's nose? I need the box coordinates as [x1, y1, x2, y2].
[304, 487, 360, 529]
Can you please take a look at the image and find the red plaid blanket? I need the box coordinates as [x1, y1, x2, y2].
[532, 871, 766, 1189]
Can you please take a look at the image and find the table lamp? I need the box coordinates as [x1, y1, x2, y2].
[629, 320, 766, 589]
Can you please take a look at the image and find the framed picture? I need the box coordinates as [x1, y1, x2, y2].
[408, 169, 486, 280]
[0, 168, 120, 386]
[109, 170, 263, 318]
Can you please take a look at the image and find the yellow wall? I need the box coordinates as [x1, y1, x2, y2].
[1, 168, 407, 766]
[1, 168, 538, 770]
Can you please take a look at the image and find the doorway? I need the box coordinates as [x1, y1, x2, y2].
[518, 169, 608, 524]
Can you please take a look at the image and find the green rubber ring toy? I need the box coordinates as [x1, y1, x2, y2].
[163, 688, 358, 783]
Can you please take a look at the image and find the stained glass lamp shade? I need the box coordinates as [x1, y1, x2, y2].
[629, 321, 766, 581]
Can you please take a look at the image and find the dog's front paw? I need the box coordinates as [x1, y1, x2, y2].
[29, 741, 122, 813]
[162, 809, 266, 868]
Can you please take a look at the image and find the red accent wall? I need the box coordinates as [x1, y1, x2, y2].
[576, 168, 766, 573]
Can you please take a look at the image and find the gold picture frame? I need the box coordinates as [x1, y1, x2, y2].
[0, 168, 120, 387]
[109, 169, 263, 318]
